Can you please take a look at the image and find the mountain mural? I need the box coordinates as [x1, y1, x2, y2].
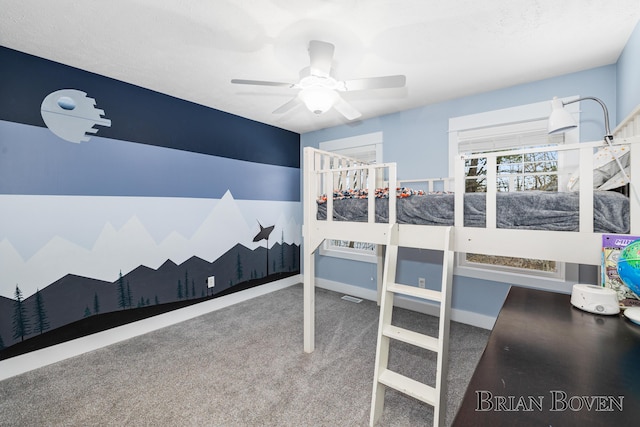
[0, 241, 300, 356]
[0, 190, 301, 358]
[1, 191, 301, 300]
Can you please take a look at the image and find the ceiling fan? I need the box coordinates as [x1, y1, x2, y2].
[231, 40, 406, 121]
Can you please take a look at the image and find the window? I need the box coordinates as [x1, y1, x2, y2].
[462, 126, 563, 193]
[449, 99, 580, 291]
[318, 132, 383, 263]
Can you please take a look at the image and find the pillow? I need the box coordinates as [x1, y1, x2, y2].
[567, 145, 630, 191]
[598, 169, 630, 191]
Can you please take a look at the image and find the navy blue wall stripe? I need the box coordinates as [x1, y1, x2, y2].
[0, 120, 300, 200]
[0, 46, 300, 168]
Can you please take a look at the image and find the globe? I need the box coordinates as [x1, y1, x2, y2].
[617, 239, 640, 298]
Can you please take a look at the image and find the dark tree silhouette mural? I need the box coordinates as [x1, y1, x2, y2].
[32, 289, 50, 335]
[117, 271, 127, 309]
[185, 270, 190, 299]
[280, 231, 285, 271]
[237, 253, 243, 281]
[12, 285, 30, 342]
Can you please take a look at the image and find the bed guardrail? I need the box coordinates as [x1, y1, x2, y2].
[456, 141, 591, 232]
[305, 104, 640, 237]
[305, 147, 398, 225]
[454, 136, 640, 234]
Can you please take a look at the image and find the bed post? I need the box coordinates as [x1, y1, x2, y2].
[376, 245, 385, 305]
[303, 245, 315, 353]
[303, 147, 316, 353]
[378, 164, 397, 304]
[485, 155, 497, 228]
[454, 154, 465, 227]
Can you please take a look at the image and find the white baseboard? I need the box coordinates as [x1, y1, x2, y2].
[0, 275, 302, 382]
[315, 277, 496, 330]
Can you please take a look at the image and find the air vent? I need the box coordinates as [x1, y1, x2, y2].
[341, 295, 363, 303]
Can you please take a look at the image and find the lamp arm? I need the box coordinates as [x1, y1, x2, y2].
[563, 96, 629, 183]
[562, 96, 612, 139]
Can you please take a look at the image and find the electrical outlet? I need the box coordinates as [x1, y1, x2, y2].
[418, 277, 426, 288]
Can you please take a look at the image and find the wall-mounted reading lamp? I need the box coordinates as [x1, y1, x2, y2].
[548, 96, 613, 139]
[548, 96, 629, 182]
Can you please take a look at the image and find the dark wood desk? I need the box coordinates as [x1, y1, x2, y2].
[453, 286, 640, 427]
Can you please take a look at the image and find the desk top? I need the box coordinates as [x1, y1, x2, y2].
[453, 286, 640, 427]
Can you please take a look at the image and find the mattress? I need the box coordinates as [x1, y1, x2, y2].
[316, 190, 629, 233]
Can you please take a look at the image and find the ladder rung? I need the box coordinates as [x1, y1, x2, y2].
[387, 283, 442, 302]
[382, 325, 439, 352]
[378, 369, 437, 406]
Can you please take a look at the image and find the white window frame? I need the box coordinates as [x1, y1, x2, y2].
[448, 98, 581, 292]
[318, 132, 383, 263]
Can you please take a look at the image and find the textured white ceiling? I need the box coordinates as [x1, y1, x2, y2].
[1, 0, 639, 134]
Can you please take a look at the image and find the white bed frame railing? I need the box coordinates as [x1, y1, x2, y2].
[454, 139, 633, 233]
[306, 140, 639, 254]
[303, 104, 640, 353]
[304, 149, 398, 253]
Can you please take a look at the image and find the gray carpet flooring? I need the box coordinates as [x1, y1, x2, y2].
[0, 283, 489, 426]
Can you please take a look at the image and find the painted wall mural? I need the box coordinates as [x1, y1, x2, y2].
[40, 89, 112, 143]
[0, 46, 301, 357]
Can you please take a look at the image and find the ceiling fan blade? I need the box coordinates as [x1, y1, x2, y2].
[308, 40, 335, 77]
[273, 96, 303, 114]
[333, 96, 361, 121]
[341, 75, 406, 91]
[231, 79, 295, 88]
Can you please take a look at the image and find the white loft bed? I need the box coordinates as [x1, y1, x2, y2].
[302, 104, 640, 354]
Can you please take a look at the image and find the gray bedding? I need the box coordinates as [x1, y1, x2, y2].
[317, 191, 629, 233]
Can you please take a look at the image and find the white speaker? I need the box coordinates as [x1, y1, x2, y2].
[570, 284, 620, 315]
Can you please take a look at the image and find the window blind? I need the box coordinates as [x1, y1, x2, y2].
[329, 144, 378, 163]
[457, 119, 564, 154]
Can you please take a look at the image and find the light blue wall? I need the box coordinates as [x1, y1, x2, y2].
[301, 64, 618, 320]
[617, 21, 640, 121]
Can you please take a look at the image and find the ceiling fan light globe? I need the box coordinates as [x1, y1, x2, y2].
[300, 87, 338, 114]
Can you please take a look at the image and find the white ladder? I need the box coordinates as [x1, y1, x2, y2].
[370, 225, 454, 427]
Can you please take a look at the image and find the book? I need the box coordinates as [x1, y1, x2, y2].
[602, 234, 640, 308]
